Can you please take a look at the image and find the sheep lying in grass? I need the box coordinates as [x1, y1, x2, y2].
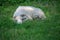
[13, 6, 46, 24]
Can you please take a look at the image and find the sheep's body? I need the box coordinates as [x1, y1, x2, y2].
[13, 6, 46, 24]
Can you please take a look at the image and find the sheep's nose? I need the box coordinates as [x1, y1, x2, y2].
[17, 19, 22, 24]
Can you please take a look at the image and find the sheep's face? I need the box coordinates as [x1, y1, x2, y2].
[14, 15, 28, 24]
[14, 16, 22, 24]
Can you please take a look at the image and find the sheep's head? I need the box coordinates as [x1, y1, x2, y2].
[13, 16, 22, 24]
[13, 14, 29, 24]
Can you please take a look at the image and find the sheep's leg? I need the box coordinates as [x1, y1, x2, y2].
[26, 15, 33, 20]
[39, 15, 46, 20]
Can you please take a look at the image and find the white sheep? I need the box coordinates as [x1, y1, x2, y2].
[13, 6, 46, 24]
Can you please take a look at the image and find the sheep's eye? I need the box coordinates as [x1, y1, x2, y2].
[22, 18, 26, 20]
[21, 14, 25, 17]
[21, 14, 27, 21]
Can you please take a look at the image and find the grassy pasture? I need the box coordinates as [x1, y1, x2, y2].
[0, 0, 60, 40]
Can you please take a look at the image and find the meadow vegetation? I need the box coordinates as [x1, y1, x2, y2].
[0, 0, 60, 40]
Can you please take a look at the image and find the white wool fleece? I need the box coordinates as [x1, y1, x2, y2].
[13, 6, 46, 24]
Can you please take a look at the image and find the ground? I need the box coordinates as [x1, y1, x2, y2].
[0, 0, 60, 40]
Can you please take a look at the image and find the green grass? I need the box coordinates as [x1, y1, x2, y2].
[0, 1, 60, 40]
